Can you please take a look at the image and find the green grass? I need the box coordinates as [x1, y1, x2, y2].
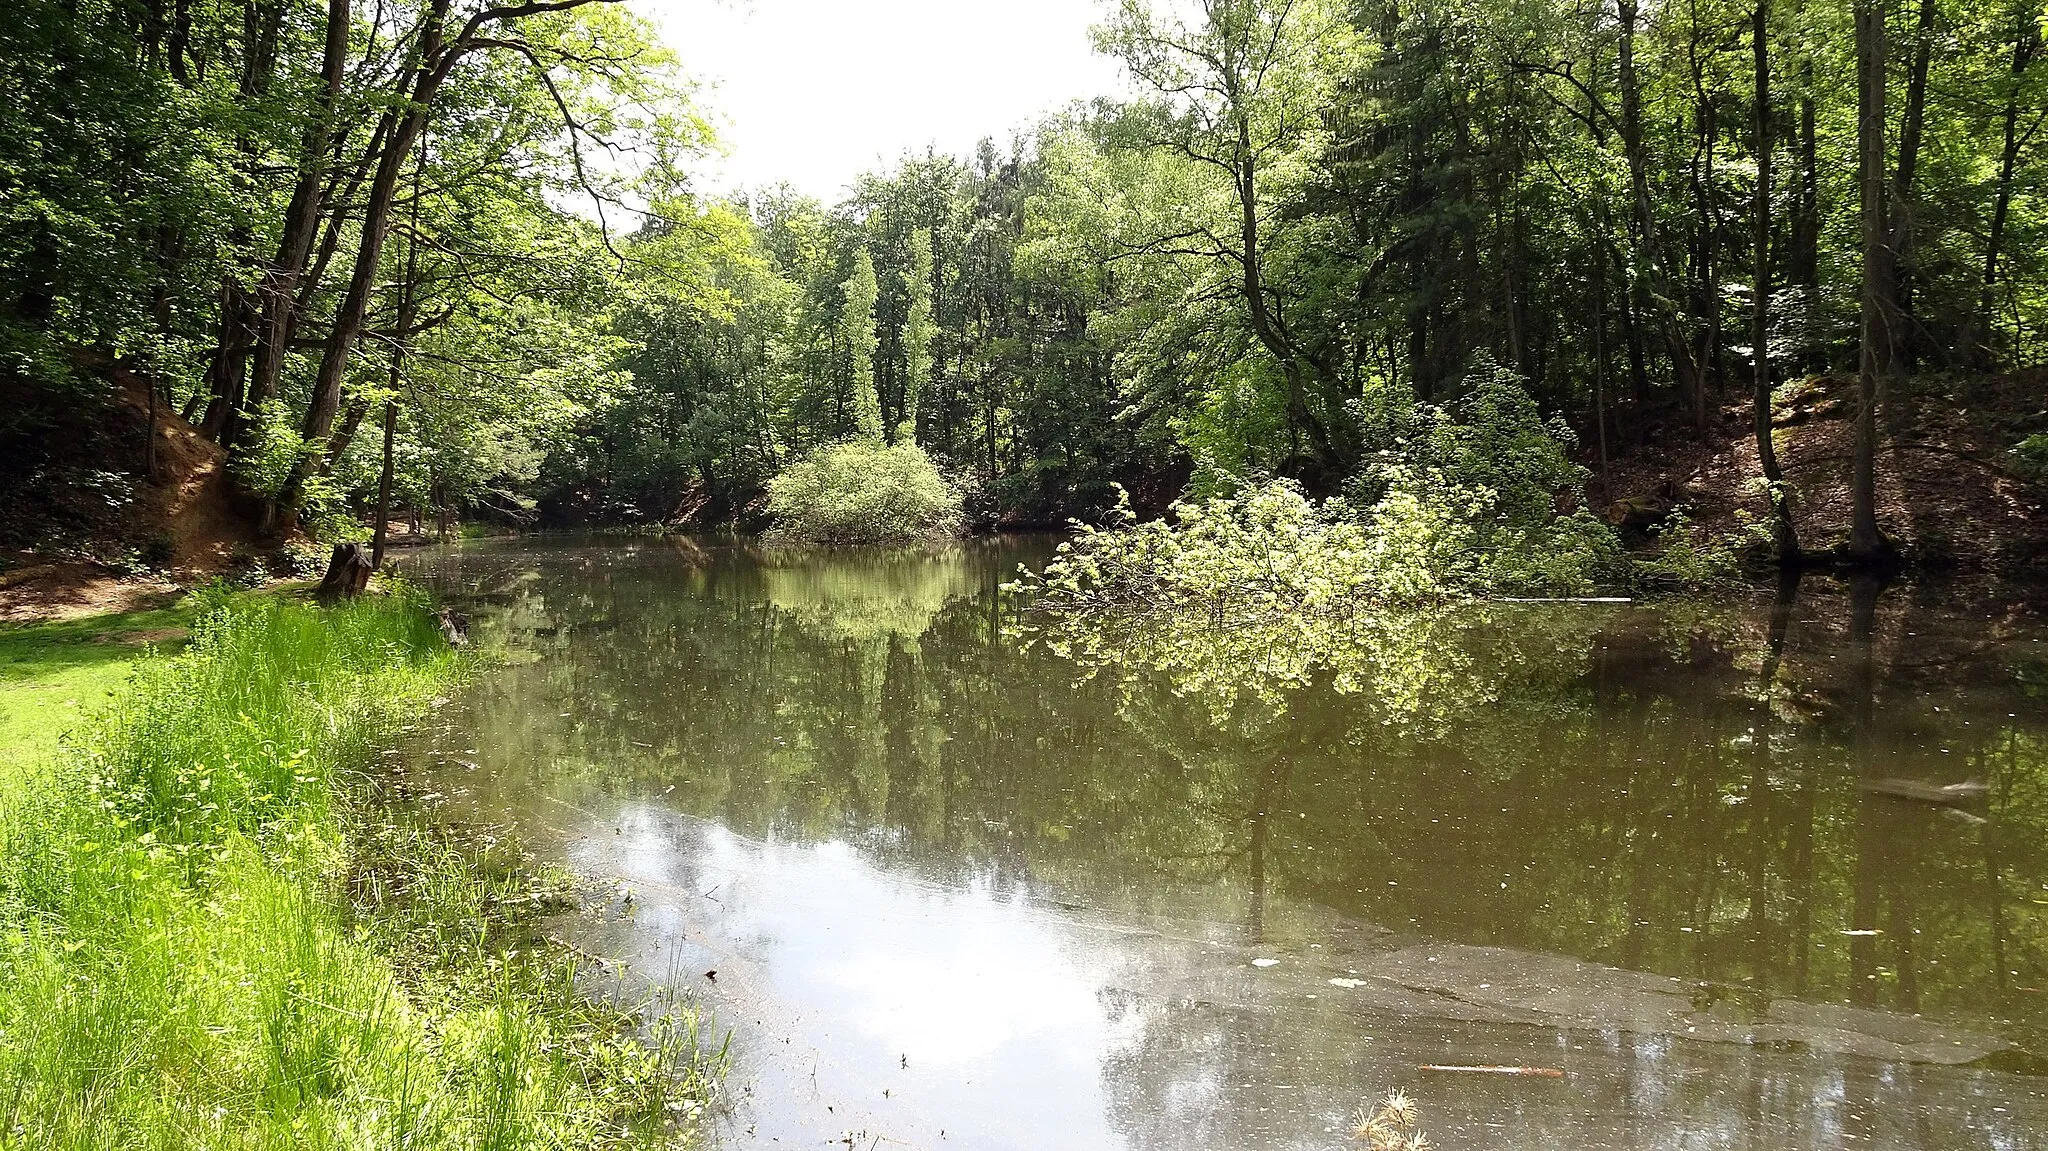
[0, 591, 717, 1148]
[0, 602, 202, 772]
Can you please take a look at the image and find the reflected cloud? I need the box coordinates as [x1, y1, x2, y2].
[400, 538, 2048, 1151]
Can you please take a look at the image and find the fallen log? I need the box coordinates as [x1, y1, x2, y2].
[1859, 778, 1989, 807]
[1606, 478, 1682, 528]
[1606, 496, 1674, 527]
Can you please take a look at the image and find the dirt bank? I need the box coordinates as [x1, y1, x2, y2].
[1593, 370, 2048, 572]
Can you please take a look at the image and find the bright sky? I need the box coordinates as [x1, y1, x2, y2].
[632, 0, 1130, 203]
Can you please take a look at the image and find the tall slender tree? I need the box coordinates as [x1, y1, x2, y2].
[899, 230, 936, 443]
[1753, 0, 1799, 561]
[1851, 0, 1896, 561]
[844, 249, 883, 440]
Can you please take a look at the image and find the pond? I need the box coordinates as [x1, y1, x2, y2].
[400, 536, 2048, 1150]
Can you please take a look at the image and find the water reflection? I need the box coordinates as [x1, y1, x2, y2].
[403, 537, 2048, 1150]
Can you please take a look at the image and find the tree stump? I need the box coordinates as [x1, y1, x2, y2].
[1605, 496, 1675, 528]
[314, 541, 374, 605]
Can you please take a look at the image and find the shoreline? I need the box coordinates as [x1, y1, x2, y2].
[0, 590, 720, 1146]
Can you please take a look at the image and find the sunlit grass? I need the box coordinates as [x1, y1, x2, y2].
[0, 592, 717, 1148]
[0, 601, 201, 777]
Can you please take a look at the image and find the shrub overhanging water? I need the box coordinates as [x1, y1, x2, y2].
[1020, 365, 1748, 624]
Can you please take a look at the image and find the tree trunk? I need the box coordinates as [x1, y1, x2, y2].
[288, 0, 454, 506]
[322, 394, 369, 472]
[197, 280, 255, 443]
[1973, 20, 2039, 363]
[1889, 0, 1938, 363]
[196, 0, 291, 450]
[245, 0, 350, 421]
[1754, 0, 1799, 562]
[1619, 0, 1706, 427]
[1235, 140, 1334, 469]
[315, 541, 374, 605]
[371, 399, 397, 568]
[1851, 0, 1895, 562]
[300, 114, 392, 320]
[1594, 240, 1612, 495]
[1697, 91, 1720, 424]
[371, 152, 423, 565]
[145, 370, 159, 480]
[1791, 73, 1821, 369]
[1687, 3, 1719, 424]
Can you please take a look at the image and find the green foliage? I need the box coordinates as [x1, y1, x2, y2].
[2014, 433, 2048, 479]
[8, 0, 2045, 557]
[0, 596, 718, 1147]
[231, 399, 314, 501]
[764, 439, 965, 545]
[899, 231, 936, 442]
[542, 0, 2047, 546]
[273, 541, 330, 579]
[1025, 362, 1621, 626]
[843, 250, 884, 441]
[1347, 361, 1623, 594]
[1632, 508, 1765, 589]
[0, 1, 240, 371]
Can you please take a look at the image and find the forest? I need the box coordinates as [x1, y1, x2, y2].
[3, 2, 2047, 1147]
[2, 0, 2043, 574]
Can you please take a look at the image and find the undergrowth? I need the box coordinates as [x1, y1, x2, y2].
[1017, 365, 1750, 622]
[0, 591, 718, 1148]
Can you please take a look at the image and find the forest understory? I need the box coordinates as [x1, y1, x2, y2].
[1589, 367, 2048, 574]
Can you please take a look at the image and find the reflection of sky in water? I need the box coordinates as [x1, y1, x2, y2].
[407, 538, 2048, 1151]
[589, 809, 1130, 1148]
[713, 836, 1105, 1067]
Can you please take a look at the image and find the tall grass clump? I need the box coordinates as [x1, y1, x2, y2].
[765, 439, 965, 545]
[0, 591, 715, 1148]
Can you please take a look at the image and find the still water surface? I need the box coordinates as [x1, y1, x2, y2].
[403, 536, 2048, 1150]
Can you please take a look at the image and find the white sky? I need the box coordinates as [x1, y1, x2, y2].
[631, 0, 1130, 203]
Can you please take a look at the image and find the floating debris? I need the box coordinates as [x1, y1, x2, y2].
[1859, 778, 1989, 807]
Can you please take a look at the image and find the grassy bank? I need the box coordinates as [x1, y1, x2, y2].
[0, 590, 715, 1148]
[0, 601, 202, 776]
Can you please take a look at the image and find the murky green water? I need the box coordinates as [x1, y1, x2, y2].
[402, 536, 2048, 1150]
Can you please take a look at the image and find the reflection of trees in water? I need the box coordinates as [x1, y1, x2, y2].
[1092, 991, 2035, 1151]
[419, 543, 2048, 1048]
[760, 546, 980, 642]
[1029, 597, 1607, 736]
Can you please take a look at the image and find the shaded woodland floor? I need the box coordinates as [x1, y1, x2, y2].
[1, 369, 294, 621]
[1594, 369, 2048, 572]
